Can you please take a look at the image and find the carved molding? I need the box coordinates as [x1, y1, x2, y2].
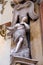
[0, 22, 11, 38]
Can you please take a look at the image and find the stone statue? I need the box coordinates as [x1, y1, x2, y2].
[6, 17, 30, 64]
[11, 0, 39, 26]
[7, 17, 30, 56]
[6, 0, 39, 64]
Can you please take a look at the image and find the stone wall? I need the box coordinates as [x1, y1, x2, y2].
[30, 3, 43, 65]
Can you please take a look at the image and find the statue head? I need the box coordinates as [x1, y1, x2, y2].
[22, 17, 28, 23]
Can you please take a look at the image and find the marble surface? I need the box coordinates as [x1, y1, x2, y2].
[0, 35, 11, 65]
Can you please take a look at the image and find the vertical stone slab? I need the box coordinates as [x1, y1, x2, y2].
[30, 4, 42, 60]
[40, 2, 43, 55]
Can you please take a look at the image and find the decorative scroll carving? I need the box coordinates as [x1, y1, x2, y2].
[12, 1, 39, 26]
[0, 22, 11, 38]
